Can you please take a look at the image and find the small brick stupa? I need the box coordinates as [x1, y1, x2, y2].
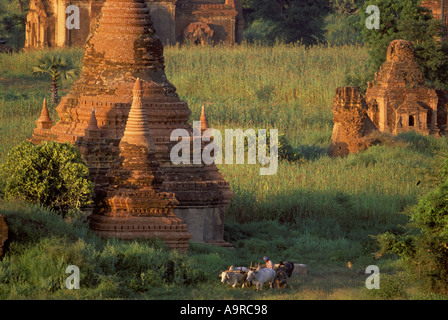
[30, 0, 233, 249]
[365, 39, 442, 135]
[89, 79, 192, 252]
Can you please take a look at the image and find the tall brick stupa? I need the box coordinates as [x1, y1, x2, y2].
[30, 0, 233, 250]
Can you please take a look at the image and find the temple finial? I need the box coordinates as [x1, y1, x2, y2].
[121, 79, 153, 149]
[200, 105, 209, 132]
[36, 98, 53, 129]
[38, 98, 52, 122]
[86, 107, 99, 131]
[133, 77, 142, 94]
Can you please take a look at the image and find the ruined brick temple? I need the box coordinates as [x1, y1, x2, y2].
[329, 39, 448, 157]
[30, 0, 234, 251]
[327, 87, 378, 157]
[25, 0, 244, 49]
[421, 0, 448, 30]
[365, 39, 447, 136]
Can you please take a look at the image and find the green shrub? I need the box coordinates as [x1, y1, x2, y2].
[0, 141, 94, 217]
[0, 203, 215, 299]
[363, 272, 408, 299]
[244, 129, 304, 162]
[323, 13, 362, 46]
[242, 20, 282, 45]
[241, 0, 330, 45]
[376, 156, 448, 294]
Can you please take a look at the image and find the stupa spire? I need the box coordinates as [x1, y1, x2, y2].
[90, 78, 192, 252]
[200, 105, 209, 132]
[86, 108, 99, 131]
[36, 98, 53, 129]
[120, 78, 154, 150]
[68, 0, 174, 97]
[84, 107, 100, 139]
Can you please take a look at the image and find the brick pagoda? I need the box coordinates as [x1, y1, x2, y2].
[30, 0, 233, 249]
[365, 40, 443, 136]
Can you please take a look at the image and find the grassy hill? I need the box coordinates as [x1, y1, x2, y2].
[0, 43, 447, 299]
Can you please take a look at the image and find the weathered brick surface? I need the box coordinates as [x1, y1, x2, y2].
[328, 87, 378, 157]
[30, 0, 233, 249]
[330, 40, 448, 157]
[421, 0, 448, 27]
[88, 79, 192, 252]
[25, 0, 243, 49]
[365, 40, 446, 136]
[0, 215, 8, 258]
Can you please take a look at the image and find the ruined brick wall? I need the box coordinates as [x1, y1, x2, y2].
[328, 87, 378, 157]
[174, 0, 240, 44]
[26, 0, 243, 48]
[25, 0, 105, 49]
[421, 0, 448, 24]
[436, 89, 448, 134]
[0, 215, 8, 259]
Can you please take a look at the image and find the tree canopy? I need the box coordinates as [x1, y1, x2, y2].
[242, 0, 331, 44]
[358, 0, 448, 90]
[0, 0, 29, 48]
[0, 141, 94, 218]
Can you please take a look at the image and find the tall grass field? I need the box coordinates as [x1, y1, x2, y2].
[0, 43, 447, 300]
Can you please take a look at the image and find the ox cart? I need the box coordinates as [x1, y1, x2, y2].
[220, 261, 297, 290]
[273, 261, 295, 288]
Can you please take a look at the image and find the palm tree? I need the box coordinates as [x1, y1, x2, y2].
[442, 0, 445, 41]
[32, 55, 79, 104]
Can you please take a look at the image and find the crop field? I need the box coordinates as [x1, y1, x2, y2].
[1, 43, 447, 300]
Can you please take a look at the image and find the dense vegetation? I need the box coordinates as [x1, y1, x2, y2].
[1, 0, 448, 300]
[0, 141, 94, 218]
[1, 43, 448, 299]
[0, 0, 357, 47]
[376, 156, 448, 295]
[355, 0, 448, 92]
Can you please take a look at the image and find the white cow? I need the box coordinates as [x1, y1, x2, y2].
[220, 270, 248, 288]
[246, 267, 276, 291]
[229, 266, 249, 272]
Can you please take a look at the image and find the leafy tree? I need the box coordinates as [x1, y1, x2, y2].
[32, 55, 79, 104]
[0, 141, 94, 218]
[0, 0, 27, 48]
[323, 12, 362, 46]
[323, 0, 367, 45]
[248, 130, 303, 162]
[332, 0, 360, 15]
[357, 0, 448, 90]
[242, 19, 282, 44]
[376, 156, 448, 294]
[242, 0, 330, 44]
[17, 0, 30, 13]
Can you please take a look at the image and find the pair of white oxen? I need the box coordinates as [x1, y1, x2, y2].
[219, 266, 276, 291]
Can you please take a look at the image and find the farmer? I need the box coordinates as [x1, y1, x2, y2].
[263, 256, 274, 269]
